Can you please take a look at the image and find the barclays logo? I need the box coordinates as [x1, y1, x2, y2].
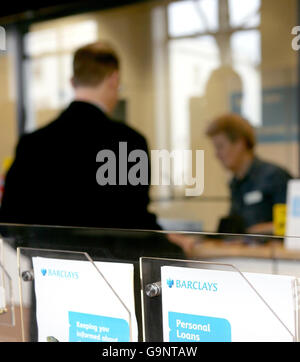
[167, 278, 174, 288]
[41, 269, 47, 276]
[166, 278, 218, 292]
[41, 268, 79, 280]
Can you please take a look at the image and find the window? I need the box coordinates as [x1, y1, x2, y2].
[167, 0, 262, 150]
[24, 19, 98, 131]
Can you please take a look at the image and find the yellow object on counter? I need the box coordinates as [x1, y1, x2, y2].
[273, 203, 286, 236]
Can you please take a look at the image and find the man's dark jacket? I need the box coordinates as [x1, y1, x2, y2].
[0, 101, 160, 230]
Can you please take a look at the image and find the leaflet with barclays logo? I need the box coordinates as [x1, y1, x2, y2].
[32, 257, 138, 342]
[161, 266, 297, 342]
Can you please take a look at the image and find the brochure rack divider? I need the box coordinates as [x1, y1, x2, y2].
[140, 257, 298, 342]
[17, 247, 133, 342]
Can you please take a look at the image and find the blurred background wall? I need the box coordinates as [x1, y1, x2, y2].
[0, 0, 298, 232]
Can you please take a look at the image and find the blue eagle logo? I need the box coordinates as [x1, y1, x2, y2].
[41, 269, 47, 276]
[167, 278, 174, 288]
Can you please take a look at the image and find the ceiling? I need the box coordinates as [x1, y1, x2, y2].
[0, 0, 154, 25]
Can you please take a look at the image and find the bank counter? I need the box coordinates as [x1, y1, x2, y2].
[0, 223, 300, 342]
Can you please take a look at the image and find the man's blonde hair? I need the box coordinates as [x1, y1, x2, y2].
[72, 41, 119, 87]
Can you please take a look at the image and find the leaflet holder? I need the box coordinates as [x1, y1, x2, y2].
[17, 247, 134, 342]
[140, 257, 299, 342]
[0, 237, 15, 328]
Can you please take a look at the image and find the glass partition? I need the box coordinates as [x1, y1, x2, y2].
[3, 0, 296, 237]
[0, 223, 299, 341]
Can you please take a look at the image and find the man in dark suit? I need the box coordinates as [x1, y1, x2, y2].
[0, 41, 160, 230]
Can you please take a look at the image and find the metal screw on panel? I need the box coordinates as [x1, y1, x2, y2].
[145, 282, 161, 297]
[21, 270, 34, 282]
